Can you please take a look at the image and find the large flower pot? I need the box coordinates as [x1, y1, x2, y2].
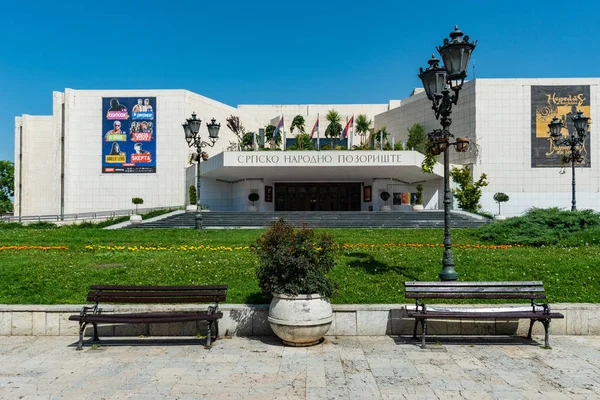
[268, 293, 333, 346]
[380, 205, 391, 211]
[186, 205, 197, 212]
[129, 214, 142, 224]
[247, 205, 258, 212]
[412, 204, 424, 211]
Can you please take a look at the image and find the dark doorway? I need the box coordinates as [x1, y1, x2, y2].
[274, 183, 361, 211]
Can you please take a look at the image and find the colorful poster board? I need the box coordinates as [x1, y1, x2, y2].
[531, 86, 591, 168]
[102, 97, 156, 173]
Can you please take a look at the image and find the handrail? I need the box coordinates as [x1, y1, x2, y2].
[0, 206, 182, 223]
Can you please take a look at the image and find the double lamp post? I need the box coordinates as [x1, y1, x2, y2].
[182, 112, 221, 229]
[418, 26, 477, 281]
[548, 111, 590, 211]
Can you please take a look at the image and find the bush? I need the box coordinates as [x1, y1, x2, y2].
[474, 207, 600, 246]
[189, 186, 197, 205]
[248, 192, 260, 205]
[252, 219, 337, 297]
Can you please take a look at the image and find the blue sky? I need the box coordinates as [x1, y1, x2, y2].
[1, 0, 599, 162]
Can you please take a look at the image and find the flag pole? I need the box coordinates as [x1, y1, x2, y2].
[282, 115, 286, 151]
[317, 113, 320, 151]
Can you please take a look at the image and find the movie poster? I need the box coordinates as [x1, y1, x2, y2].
[531, 86, 591, 168]
[102, 97, 156, 173]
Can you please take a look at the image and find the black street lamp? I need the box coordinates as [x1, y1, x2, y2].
[418, 26, 477, 281]
[182, 112, 221, 229]
[548, 110, 590, 211]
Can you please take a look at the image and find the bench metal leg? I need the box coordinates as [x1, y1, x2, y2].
[205, 321, 212, 348]
[541, 319, 551, 349]
[527, 319, 535, 340]
[77, 322, 88, 351]
[92, 323, 100, 341]
[421, 319, 428, 349]
[413, 319, 419, 339]
[214, 320, 219, 341]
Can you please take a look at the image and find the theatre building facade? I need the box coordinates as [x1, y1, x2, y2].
[13, 78, 600, 217]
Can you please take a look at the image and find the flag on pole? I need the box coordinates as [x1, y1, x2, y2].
[341, 115, 354, 140]
[273, 115, 284, 140]
[310, 114, 319, 139]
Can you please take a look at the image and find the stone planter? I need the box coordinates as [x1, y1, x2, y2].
[412, 204, 424, 211]
[186, 205, 197, 212]
[129, 215, 142, 224]
[248, 205, 258, 212]
[268, 293, 333, 346]
[380, 205, 391, 211]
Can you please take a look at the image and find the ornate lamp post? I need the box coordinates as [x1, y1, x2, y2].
[548, 111, 590, 211]
[182, 112, 221, 229]
[418, 26, 477, 281]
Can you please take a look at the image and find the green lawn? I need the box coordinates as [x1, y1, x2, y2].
[1, 227, 599, 304]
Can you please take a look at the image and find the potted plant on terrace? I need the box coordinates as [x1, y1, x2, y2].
[187, 185, 197, 212]
[130, 197, 143, 224]
[413, 184, 424, 211]
[252, 219, 336, 346]
[493, 192, 510, 220]
[380, 191, 391, 211]
[248, 192, 259, 212]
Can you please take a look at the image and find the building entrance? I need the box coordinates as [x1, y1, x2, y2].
[274, 183, 361, 211]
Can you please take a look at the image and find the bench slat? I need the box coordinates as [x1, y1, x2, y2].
[85, 296, 226, 303]
[405, 287, 545, 293]
[87, 291, 227, 298]
[404, 293, 547, 299]
[90, 285, 228, 291]
[407, 311, 564, 319]
[69, 313, 223, 324]
[405, 281, 543, 287]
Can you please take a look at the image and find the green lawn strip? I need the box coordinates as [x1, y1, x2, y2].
[0, 227, 599, 304]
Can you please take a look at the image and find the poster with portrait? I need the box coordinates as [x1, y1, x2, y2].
[102, 97, 156, 173]
[531, 86, 591, 168]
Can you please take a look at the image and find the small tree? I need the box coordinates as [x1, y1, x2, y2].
[493, 192, 510, 215]
[449, 166, 488, 213]
[380, 191, 391, 205]
[265, 124, 281, 146]
[132, 197, 144, 214]
[415, 184, 424, 205]
[248, 192, 260, 206]
[325, 110, 342, 147]
[226, 115, 245, 150]
[374, 126, 390, 149]
[406, 123, 426, 153]
[188, 185, 197, 205]
[0, 160, 14, 213]
[355, 114, 371, 146]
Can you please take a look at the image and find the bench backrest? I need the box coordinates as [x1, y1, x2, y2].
[404, 281, 546, 300]
[87, 285, 228, 304]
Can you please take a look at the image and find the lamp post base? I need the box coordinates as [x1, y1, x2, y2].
[439, 267, 458, 281]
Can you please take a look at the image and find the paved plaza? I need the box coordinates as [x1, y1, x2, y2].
[1, 335, 599, 399]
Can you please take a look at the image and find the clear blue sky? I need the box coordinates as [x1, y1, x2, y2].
[1, 0, 599, 162]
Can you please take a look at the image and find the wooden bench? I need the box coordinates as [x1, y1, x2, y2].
[404, 281, 564, 348]
[69, 285, 227, 350]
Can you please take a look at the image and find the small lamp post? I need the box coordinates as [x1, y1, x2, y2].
[182, 112, 221, 229]
[418, 26, 477, 281]
[548, 111, 590, 211]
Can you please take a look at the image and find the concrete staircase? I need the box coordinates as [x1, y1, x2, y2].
[126, 211, 490, 229]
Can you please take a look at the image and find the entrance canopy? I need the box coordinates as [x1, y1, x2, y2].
[201, 151, 443, 183]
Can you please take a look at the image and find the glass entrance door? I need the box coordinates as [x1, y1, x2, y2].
[274, 183, 361, 211]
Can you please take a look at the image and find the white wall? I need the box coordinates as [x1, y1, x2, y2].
[474, 79, 600, 216]
[14, 114, 60, 216]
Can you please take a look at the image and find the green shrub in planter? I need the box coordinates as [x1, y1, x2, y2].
[189, 186, 197, 205]
[380, 191, 391, 205]
[131, 197, 143, 214]
[248, 192, 260, 206]
[252, 219, 337, 297]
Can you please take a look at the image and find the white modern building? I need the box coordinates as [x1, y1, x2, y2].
[13, 78, 599, 217]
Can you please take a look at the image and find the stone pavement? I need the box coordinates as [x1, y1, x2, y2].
[1, 335, 599, 399]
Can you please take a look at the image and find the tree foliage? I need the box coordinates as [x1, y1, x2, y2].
[355, 114, 371, 145]
[449, 165, 488, 213]
[325, 110, 342, 138]
[241, 131, 256, 150]
[493, 192, 510, 215]
[406, 123, 426, 153]
[265, 124, 281, 145]
[226, 115, 246, 147]
[0, 160, 14, 213]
